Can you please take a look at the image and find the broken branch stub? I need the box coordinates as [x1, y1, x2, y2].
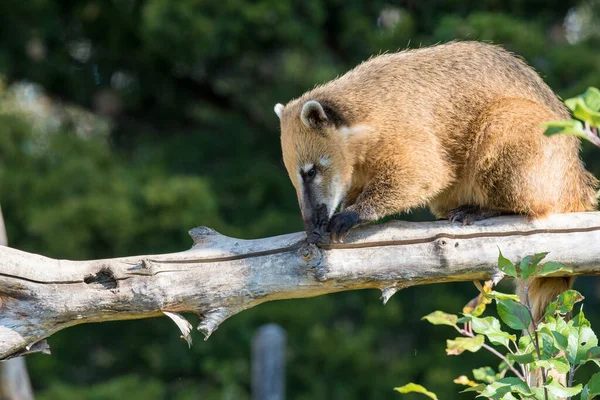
[1, 212, 600, 359]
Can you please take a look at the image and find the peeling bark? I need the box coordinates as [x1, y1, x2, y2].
[1, 212, 600, 360]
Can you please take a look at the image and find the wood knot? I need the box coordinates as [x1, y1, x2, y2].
[84, 268, 117, 289]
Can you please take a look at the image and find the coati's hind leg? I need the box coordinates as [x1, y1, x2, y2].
[447, 205, 504, 225]
[458, 98, 582, 221]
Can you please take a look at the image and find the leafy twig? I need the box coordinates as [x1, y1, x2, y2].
[455, 326, 526, 381]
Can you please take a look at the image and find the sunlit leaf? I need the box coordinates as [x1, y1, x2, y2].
[537, 262, 573, 277]
[472, 366, 498, 384]
[489, 291, 520, 301]
[498, 250, 518, 278]
[463, 293, 492, 317]
[478, 377, 533, 398]
[538, 318, 570, 352]
[532, 356, 570, 374]
[460, 384, 486, 393]
[543, 376, 582, 397]
[447, 335, 485, 355]
[422, 311, 458, 327]
[565, 93, 600, 127]
[543, 119, 586, 137]
[394, 383, 438, 399]
[507, 352, 535, 364]
[518, 334, 533, 353]
[567, 310, 598, 365]
[454, 375, 479, 387]
[519, 252, 548, 279]
[544, 290, 584, 320]
[471, 316, 516, 348]
[464, 281, 494, 316]
[581, 87, 600, 112]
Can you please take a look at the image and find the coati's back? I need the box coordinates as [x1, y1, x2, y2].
[288, 41, 569, 138]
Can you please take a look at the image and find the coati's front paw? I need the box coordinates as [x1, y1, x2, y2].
[327, 210, 360, 242]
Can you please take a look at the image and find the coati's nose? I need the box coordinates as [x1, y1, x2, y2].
[305, 204, 329, 244]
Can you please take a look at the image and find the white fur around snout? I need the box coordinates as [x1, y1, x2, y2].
[274, 103, 285, 119]
[328, 175, 347, 218]
[301, 100, 327, 128]
[302, 163, 315, 173]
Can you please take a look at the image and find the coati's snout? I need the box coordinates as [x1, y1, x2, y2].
[276, 100, 353, 244]
[296, 162, 342, 244]
[303, 203, 329, 244]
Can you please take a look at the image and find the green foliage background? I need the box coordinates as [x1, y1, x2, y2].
[0, 1, 599, 398]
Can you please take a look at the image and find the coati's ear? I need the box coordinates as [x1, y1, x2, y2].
[274, 103, 284, 119]
[301, 100, 328, 129]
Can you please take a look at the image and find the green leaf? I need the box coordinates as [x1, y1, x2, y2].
[566, 310, 598, 365]
[565, 90, 600, 127]
[498, 250, 518, 278]
[543, 376, 582, 397]
[582, 346, 600, 368]
[447, 335, 485, 355]
[581, 372, 600, 400]
[544, 290, 584, 320]
[519, 252, 548, 279]
[471, 316, 516, 348]
[538, 318, 570, 352]
[518, 334, 533, 353]
[460, 384, 486, 393]
[422, 311, 458, 327]
[394, 383, 438, 399]
[496, 298, 531, 330]
[499, 393, 519, 400]
[472, 366, 498, 384]
[531, 387, 561, 400]
[507, 352, 536, 364]
[537, 262, 573, 277]
[478, 377, 533, 398]
[531, 356, 570, 374]
[537, 326, 561, 359]
[582, 87, 600, 111]
[543, 119, 586, 137]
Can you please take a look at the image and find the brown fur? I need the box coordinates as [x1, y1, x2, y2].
[277, 42, 598, 379]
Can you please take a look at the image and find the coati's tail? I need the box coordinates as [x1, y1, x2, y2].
[515, 277, 574, 387]
[515, 277, 574, 325]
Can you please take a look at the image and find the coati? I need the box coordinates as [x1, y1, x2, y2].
[274, 41, 598, 328]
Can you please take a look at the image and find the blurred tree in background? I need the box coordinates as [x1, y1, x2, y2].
[0, 0, 599, 399]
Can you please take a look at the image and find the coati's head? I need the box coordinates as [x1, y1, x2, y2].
[275, 99, 368, 243]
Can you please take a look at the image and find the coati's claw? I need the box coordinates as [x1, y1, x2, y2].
[327, 210, 360, 242]
[448, 205, 502, 226]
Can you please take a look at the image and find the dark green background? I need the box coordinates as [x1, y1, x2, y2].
[1, 1, 599, 398]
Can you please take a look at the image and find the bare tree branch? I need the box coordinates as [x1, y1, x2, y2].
[1, 212, 600, 360]
[0, 204, 35, 400]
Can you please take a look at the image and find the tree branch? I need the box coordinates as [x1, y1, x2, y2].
[2, 212, 600, 360]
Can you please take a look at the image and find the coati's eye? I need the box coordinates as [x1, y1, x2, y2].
[306, 166, 317, 179]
